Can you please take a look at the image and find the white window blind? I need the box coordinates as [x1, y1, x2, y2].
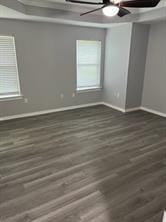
[76, 40, 101, 90]
[0, 36, 21, 98]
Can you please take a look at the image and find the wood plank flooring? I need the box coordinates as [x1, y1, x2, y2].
[0, 105, 166, 222]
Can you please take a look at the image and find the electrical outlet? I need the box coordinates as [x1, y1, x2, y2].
[60, 94, 64, 99]
[72, 93, 75, 98]
[24, 98, 28, 103]
[114, 92, 120, 98]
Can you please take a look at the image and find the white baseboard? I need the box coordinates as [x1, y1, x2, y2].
[102, 102, 140, 113]
[125, 107, 141, 113]
[163, 211, 166, 222]
[103, 102, 166, 118]
[102, 102, 126, 113]
[106, 103, 166, 117]
[1, 102, 165, 121]
[0, 102, 102, 121]
[140, 106, 166, 118]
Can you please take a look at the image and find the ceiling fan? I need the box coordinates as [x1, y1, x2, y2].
[66, 0, 160, 17]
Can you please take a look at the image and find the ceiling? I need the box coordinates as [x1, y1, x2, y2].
[18, 0, 166, 12]
[0, 0, 165, 27]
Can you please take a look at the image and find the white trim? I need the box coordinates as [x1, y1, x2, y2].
[140, 106, 166, 118]
[163, 211, 166, 222]
[0, 16, 108, 29]
[102, 102, 126, 113]
[103, 102, 140, 113]
[13, 36, 22, 96]
[0, 102, 102, 121]
[125, 107, 140, 113]
[76, 87, 102, 93]
[1, 102, 166, 122]
[0, 94, 23, 101]
[104, 103, 166, 117]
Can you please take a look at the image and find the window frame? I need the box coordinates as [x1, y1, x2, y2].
[76, 40, 102, 92]
[0, 35, 22, 100]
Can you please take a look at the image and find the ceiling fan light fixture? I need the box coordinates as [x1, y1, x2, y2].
[102, 5, 119, 17]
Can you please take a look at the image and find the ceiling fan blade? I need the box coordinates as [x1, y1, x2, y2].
[103, 0, 111, 4]
[118, 7, 131, 17]
[66, 0, 104, 5]
[80, 6, 105, 16]
[119, 0, 160, 8]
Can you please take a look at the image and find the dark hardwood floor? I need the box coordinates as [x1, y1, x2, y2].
[0, 105, 166, 222]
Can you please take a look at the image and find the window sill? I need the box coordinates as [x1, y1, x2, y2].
[76, 87, 102, 93]
[0, 94, 23, 101]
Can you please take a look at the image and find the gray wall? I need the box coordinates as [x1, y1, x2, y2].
[103, 23, 150, 111]
[126, 23, 149, 109]
[142, 21, 166, 113]
[103, 23, 132, 109]
[1, 19, 164, 118]
[0, 19, 105, 118]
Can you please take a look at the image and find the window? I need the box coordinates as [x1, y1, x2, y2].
[0, 36, 21, 99]
[76, 40, 101, 91]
